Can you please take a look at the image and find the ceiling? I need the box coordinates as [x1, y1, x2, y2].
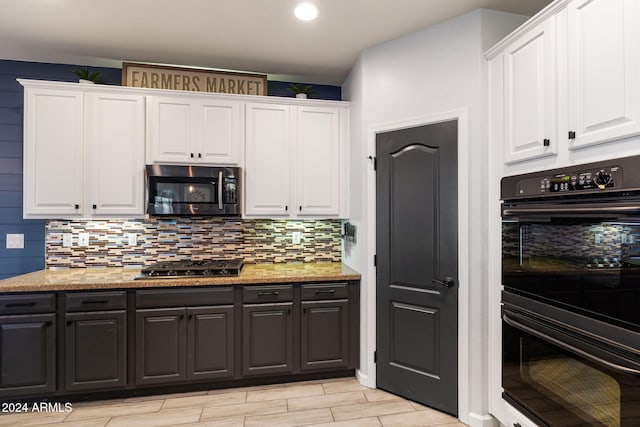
[0, 0, 552, 85]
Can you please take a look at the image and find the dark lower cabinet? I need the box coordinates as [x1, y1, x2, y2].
[136, 305, 235, 385]
[187, 306, 234, 380]
[0, 280, 359, 399]
[136, 308, 187, 385]
[301, 300, 349, 371]
[0, 313, 56, 398]
[242, 302, 294, 376]
[65, 311, 126, 391]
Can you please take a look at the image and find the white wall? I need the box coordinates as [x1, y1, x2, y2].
[342, 9, 527, 427]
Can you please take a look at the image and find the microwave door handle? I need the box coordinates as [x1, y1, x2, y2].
[503, 313, 640, 376]
[218, 171, 224, 210]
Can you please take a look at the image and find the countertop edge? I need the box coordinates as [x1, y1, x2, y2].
[0, 264, 361, 293]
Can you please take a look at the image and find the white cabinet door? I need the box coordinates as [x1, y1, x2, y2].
[503, 19, 557, 164]
[199, 99, 242, 165]
[567, 0, 640, 149]
[86, 92, 145, 216]
[295, 106, 341, 216]
[147, 96, 194, 163]
[23, 88, 84, 218]
[244, 103, 291, 216]
[147, 95, 242, 165]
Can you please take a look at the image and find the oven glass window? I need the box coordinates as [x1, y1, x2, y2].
[502, 221, 640, 329]
[503, 323, 630, 427]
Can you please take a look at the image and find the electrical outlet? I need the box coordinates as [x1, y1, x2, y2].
[6, 234, 24, 249]
[78, 233, 90, 247]
[62, 233, 73, 247]
[126, 233, 137, 246]
[292, 231, 302, 244]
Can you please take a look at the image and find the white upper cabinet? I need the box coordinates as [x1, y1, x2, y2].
[86, 92, 145, 216]
[21, 80, 145, 219]
[23, 87, 85, 217]
[503, 18, 557, 163]
[244, 103, 292, 217]
[147, 95, 242, 165]
[147, 96, 193, 163]
[244, 102, 348, 219]
[488, 0, 640, 166]
[296, 106, 342, 216]
[566, 0, 640, 149]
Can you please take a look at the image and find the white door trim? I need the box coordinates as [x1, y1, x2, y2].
[359, 107, 470, 424]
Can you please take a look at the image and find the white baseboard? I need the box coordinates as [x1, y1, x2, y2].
[468, 413, 499, 427]
[356, 369, 375, 388]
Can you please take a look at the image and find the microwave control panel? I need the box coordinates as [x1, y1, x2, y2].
[515, 165, 623, 197]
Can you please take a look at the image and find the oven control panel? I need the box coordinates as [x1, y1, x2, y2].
[516, 165, 622, 196]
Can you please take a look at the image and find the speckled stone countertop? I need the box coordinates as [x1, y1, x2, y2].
[0, 263, 361, 293]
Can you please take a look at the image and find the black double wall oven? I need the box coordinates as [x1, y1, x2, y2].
[501, 155, 640, 426]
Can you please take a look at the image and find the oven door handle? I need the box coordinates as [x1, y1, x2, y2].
[502, 204, 640, 217]
[503, 313, 640, 376]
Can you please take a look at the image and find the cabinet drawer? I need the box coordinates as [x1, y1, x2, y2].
[136, 287, 234, 308]
[66, 291, 127, 312]
[243, 285, 293, 303]
[300, 283, 348, 301]
[0, 293, 56, 314]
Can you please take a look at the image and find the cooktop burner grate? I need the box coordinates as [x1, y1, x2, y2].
[135, 259, 244, 279]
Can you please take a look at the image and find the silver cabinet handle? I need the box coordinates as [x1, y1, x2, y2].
[218, 171, 223, 210]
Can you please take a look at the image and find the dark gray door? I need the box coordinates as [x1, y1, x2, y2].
[0, 313, 55, 397]
[65, 311, 126, 391]
[376, 120, 458, 415]
[135, 308, 187, 385]
[301, 300, 349, 371]
[187, 306, 235, 380]
[242, 302, 293, 376]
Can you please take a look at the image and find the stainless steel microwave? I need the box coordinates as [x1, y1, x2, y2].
[146, 165, 241, 216]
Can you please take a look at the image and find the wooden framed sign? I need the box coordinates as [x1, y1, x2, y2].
[122, 62, 267, 96]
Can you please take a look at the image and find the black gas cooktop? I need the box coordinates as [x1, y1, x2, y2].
[135, 259, 244, 280]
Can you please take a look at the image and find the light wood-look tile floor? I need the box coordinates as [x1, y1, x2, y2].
[0, 377, 467, 427]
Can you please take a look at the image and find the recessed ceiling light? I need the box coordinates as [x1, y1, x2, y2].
[294, 3, 318, 21]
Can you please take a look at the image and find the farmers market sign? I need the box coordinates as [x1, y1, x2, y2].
[122, 62, 267, 95]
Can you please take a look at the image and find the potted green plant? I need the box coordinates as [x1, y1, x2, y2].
[69, 68, 104, 84]
[287, 83, 313, 99]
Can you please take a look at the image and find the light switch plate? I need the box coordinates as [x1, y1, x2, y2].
[62, 233, 73, 247]
[6, 234, 24, 249]
[78, 233, 90, 247]
[292, 231, 302, 244]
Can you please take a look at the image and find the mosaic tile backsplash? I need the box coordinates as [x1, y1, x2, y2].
[46, 218, 342, 268]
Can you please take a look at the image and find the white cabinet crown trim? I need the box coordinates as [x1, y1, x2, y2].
[485, 0, 570, 60]
[17, 79, 350, 108]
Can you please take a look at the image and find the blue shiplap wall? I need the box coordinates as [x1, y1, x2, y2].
[0, 60, 341, 280]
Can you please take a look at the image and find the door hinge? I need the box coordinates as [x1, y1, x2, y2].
[374, 254, 377, 267]
[368, 155, 377, 170]
[374, 350, 377, 363]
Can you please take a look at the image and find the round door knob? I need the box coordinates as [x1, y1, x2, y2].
[432, 277, 455, 288]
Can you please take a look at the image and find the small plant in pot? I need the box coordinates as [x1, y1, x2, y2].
[287, 83, 313, 99]
[69, 68, 104, 84]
